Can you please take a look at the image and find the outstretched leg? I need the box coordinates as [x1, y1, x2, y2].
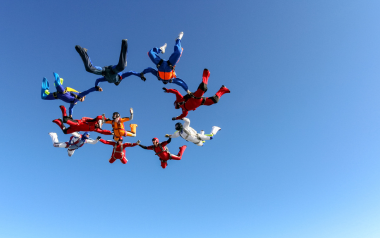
[112, 39, 128, 73]
[75, 45, 103, 75]
[148, 48, 163, 65]
[203, 85, 230, 106]
[125, 124, 138, 137]
[168, 39, 183, 66]
[171, 78, 189, 92]
[49, 132, 68, 148]
[170, 145, 187, 160]
[192, 69, 210, 98]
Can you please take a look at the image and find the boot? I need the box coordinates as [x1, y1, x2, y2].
[202, 68, 210, 84]
[177, 145, 187, 158]
[160, 43, 167, 54]
[52, 119, 66, 130]
[214, 85, 230, 99]
[210, 126, 221, 136]
[59, 105, 67, 117]
[176, 32, 184, 40]
[130, 124, 138, 135]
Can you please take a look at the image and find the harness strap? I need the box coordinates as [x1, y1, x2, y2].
[156, 59, 164, 69]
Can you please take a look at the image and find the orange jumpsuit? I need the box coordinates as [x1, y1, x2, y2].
[105, 117, 137, 141]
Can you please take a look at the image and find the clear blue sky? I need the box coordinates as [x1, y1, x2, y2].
[1, 0, 380, 237]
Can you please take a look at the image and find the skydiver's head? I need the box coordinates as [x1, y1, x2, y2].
[113, 112, 120, 119]
[117, 137, 123, 145]
[152, 137, 159, 147]
[174, 101, 180, 109]
[82, 132, 90, 141]
[175, 122, 183, 131]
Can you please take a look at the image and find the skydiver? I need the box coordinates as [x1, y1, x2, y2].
[75, 39, 142, 87]
[52, 105, 112, 135]
[48, 132, 100, 157]
[99, 137, 140, 164]
[165, 118, 221, 146]
[163, 68, 230, 120]
[41, 72, 102, 118]
[138, 137, 187, 169]
[105, 109, 137, 141]
[138, 32, 189, 93]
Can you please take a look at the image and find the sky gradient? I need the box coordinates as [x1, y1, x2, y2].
[1, 0, 380, 237]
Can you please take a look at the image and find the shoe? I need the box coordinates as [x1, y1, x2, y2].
[177, 32, 184, 40]
[75, 45, 87, 53]
[160, 43, 167, 54]
[221, 85, 231, 93]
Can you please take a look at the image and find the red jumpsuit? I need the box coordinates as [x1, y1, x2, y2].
[165, 69, 230, 120]
[53, 105, 112, 135]
[139, 138, 187, 169]
[99, 139, 138, 164]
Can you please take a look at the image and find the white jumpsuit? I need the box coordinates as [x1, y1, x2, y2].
[49, 132, 99, 157]
[168, 118, 221, 146]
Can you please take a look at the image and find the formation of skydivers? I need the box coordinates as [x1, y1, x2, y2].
[42, 32, 230, 169]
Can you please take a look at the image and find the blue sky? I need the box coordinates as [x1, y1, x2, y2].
[1, 0, 380, 237]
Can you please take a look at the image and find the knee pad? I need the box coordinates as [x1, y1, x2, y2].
[198, 82, 208, 92]
[211, 95, 219, 103]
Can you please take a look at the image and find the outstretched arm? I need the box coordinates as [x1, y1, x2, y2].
[163, 87, 184, 101]
[182, 118, 190, 128]
[161, 138, 172, 147]
[99, 139, 115, 145]
[86, 137, 100, 144]
[173, 110, 188, 120]
[166, 131, 180, 139]
[94, 128, 113, 135]
[78, 87, 98, 98]
[139, 144, 154, 150]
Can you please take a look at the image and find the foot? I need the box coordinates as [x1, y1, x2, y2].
[122, 39, 128, 43]
[177, 32, 184, 40]
[221, 85, 231, 93]
[140, 73, 146, 81]
[75, 45, 87, 53]
[160, 43, 167, 54]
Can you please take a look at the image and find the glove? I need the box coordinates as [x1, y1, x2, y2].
[136, 140, 141, 145]
[163, 87, 167, 92]
[172, 117, 176, 121]
[97, 136, 101, 140]
[165, 134, 170, 138]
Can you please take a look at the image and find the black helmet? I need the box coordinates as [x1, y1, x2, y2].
[113, 112, 120, 119]
[175, 122, 183, 131]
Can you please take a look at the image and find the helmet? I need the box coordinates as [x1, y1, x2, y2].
[81, 132, 90, 141]
[113, 112, 120, 119]
[175, 122, 183, 131]
[152, 137, 159, 143]
[174, 101, 179, 109]
[97, 119, 103, 128]
[118, 137, 123, 142]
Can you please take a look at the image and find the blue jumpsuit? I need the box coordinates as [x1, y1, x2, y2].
[41, 73, 99, 116]
[140, 39, 188, 92]
[75, 39, 140, 87]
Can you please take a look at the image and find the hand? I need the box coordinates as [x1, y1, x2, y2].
[98, 87, 103, 92]
[172, 117, 177, 121]
[79, 96, 85, 102]
[136, 140, 141, 145]
[165, 134, 170, 138]
[130, 108, 133, 114]
[163, 87, 167, 92]
[97, 136, 101, 140]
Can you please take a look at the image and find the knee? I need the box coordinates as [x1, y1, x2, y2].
[198, 82, 208, 93]
[211, 95, 219, 103]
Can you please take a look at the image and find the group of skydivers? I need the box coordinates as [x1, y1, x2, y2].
[42, 32, 231, 169]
